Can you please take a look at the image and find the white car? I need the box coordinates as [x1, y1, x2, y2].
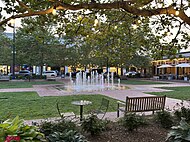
[42, 71, 57, 77]
[18, 70, 32, 77]
[124, 71, 137, 76]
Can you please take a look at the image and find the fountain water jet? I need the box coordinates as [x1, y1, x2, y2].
[56, 71, 126, 93]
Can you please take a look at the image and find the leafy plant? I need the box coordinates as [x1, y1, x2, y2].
[0, 116, 45, 141]
[174, 102, 190, 123]
[81, 114, 109, 136]
[48, 130, 88, 142]
[0, 113, 11, 124]
[39, 121, 54, 136]
[154, 111, 173, 129]
[32, 75, 46, 79]
[120, 113, 147, 131]
[166, 118, 190, 142]
[40, 119, 77, 136]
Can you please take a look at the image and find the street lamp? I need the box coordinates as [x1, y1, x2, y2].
[8, 18, 16, 78]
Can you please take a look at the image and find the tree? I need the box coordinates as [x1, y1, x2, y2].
[0, 0, 189, 46]
[0, 32, 12, 65]
[15, 16, 63, 74]
[1, 0, 189, 68]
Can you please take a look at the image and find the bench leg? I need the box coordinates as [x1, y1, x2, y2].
[117, 103, 120, 117]
[117, 110, 120, 117]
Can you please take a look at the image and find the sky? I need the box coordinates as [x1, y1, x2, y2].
[0, 0, 21, 32]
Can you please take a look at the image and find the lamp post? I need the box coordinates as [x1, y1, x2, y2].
[9, 18, 16, 78]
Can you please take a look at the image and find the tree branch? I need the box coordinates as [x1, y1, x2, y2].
[15, 0, 32, 13]
[0, 7, 53, 26]
[0, 1, 189, 26]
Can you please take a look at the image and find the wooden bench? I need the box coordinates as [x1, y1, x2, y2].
[117, 95, 166, 117]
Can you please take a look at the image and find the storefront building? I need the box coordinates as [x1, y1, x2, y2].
[152, 51, 190, 80]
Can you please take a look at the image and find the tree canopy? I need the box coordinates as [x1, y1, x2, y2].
[0, 0, 189, 69]
[0, 0, 189, 50]
[0, 32, 12, 65]
[15, 17, 63, 67]
[0, 0, 189, 26]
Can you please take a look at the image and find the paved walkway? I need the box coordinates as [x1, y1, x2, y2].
[1, 78, 190, 123]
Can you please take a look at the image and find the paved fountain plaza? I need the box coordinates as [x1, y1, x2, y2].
[55, 71, 127, 93]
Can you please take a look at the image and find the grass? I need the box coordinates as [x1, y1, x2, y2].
[0, 92, 119, 120]
[120, 79, 169, 85]
[0, 81, 63, 89]
[147, 86, 190, 100]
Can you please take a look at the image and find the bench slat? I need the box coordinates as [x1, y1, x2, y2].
[118, 96, 166, 117]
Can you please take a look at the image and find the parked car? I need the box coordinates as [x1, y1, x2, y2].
[18, 70, 31, 77]
[42, 70, 57, 77]
[124, 71, 137, 76]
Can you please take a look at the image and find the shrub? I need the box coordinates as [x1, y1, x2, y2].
[166, 118, 190, 142]
[48, 130, 88, 142]
[39, 121, 54, 136]
[32, 75, 46, 79]
[174, 101, 190, 123]
[81, 114, 109, 136]
[119, 113, 147, 131]
[40, 120, 87, 142]
[40, 119, 77, 136]
[18, 75, 23, 80]
[0, 116, 45, 141]
[154, 111, 174, 129]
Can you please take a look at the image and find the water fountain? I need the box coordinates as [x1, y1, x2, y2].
[56, 71, 126, 93]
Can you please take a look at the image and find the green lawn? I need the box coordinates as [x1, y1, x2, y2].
[0, 81, 63, 89]
[0, 92, 118, 120]
[147, 86, 190, 100]
[120, 79, 169, 85]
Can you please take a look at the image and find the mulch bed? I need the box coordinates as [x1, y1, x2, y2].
[85, 121, 168, 142]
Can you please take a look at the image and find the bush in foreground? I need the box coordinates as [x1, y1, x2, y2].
[0, 116, 45, 141]
[81, 114, 110, 136]
[119, 113, 147, 131]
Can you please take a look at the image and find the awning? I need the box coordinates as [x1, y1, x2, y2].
[175, 63, 190, 67]
[157, 64, 174, 68]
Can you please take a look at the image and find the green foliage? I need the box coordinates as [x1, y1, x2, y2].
[40, 120, 77, 136]
[154, 111, 173, 129]
[0, 116, 45, 141]
[0, 32, 11, 65]
[166, 118, 190, 142]
[16, 75, 24, 80]
[31, 75, 46, 79]
[81, 114, 109, 136]
[174, 102, 190, 123]
[48, 130, 88, 142]
[128, 55, 151, 69]
[40, 120, 87, 142]
[120, 113, 147, 131]
[15, 16, 62, 67]
[0, 0, 189, 65]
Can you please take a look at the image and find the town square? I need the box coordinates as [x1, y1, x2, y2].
[0, 0, 190, 141]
